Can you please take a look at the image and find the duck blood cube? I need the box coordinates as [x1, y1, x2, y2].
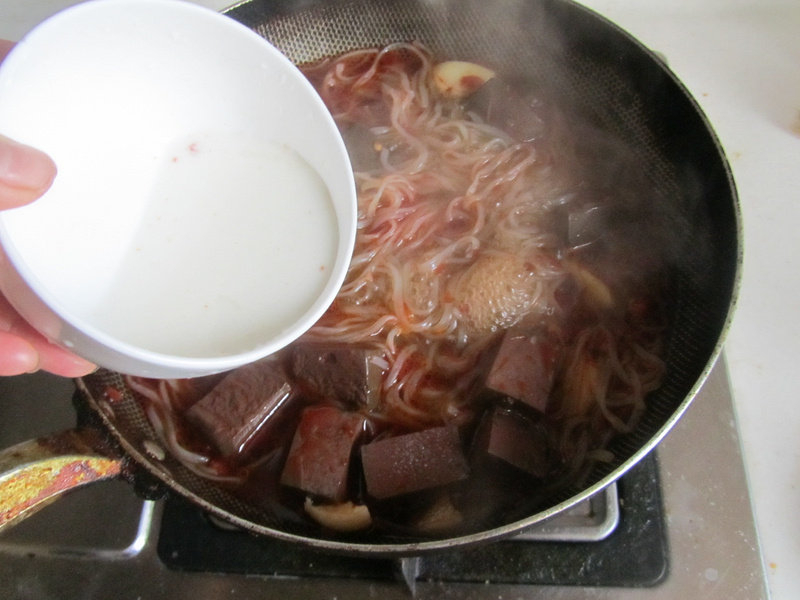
[484, 331, 559, 413]
[474, 408, 548, 478]
[185, 359, 293, 456]
[361, 425, 469, 500]
[280, 406, 365, 502]
[289, 344, 383, 407]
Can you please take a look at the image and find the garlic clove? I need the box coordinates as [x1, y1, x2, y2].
[304, 497, 373, 532]
[432, 61, 496, 99]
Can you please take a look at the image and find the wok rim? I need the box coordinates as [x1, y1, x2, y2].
[77, 0, 742, 557]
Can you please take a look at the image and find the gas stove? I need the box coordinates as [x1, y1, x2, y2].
[0, 358, 767, 599]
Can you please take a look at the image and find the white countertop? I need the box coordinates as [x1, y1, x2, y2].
[1, 1, 798, 599]
[577, 5, 800, 600]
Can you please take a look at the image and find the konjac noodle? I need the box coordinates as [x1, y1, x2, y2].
[126, 43, 668, 537]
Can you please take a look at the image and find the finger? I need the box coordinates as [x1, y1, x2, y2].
[0, 295, 96, 377]
[0, 42, 57, 207]
[0, 39, 14, 62]
[0, 135, 58, 209]
[0, 330, 38, 375]
[5, 317, 96, 377]
[27, 333, 98, 377]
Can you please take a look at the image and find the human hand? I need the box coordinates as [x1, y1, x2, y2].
[0, 39, 96, 377]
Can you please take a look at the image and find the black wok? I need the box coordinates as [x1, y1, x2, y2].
[0, 0, 740, 556]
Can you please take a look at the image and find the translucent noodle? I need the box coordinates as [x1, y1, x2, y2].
[130, 42, 668, 496]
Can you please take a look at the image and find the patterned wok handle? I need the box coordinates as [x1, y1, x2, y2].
[0, 428, 122, 532]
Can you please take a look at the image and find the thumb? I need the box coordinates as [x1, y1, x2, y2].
[0, 134, 57, 210]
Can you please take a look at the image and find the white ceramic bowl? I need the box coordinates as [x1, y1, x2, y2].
[0, 0, 357, 378]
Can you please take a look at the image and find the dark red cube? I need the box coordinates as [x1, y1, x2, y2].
[288, 344, 383, 406]
[280, 405, 365, 502]
[485, 331, 558, 413]
[360, 426, 469, 500]
[185, 359, 293, 456]
[473, 408, 549, 478]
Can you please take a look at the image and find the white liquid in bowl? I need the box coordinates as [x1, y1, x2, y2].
[82, 133, 338, 357]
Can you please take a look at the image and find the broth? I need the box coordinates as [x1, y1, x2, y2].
[126, 43, 668, 538]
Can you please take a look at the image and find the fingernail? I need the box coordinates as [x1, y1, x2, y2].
[0, 134, 57, 192]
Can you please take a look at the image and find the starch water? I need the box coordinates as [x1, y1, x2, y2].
[86, 133, 339, 357]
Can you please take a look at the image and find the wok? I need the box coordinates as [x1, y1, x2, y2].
[0, 0, 740, 556]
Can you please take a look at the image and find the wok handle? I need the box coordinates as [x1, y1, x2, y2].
[0, 428, 122, 532]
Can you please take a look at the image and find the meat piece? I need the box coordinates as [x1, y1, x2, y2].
[454, 253, 539, 335]
[280, 406, 365, 502]
[185, 359, 293, 456]
[472, 408, 549, 478]
[360, 426, 469, 500]
[289, 344, 383, 406]
[484, 329, 560, 413]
